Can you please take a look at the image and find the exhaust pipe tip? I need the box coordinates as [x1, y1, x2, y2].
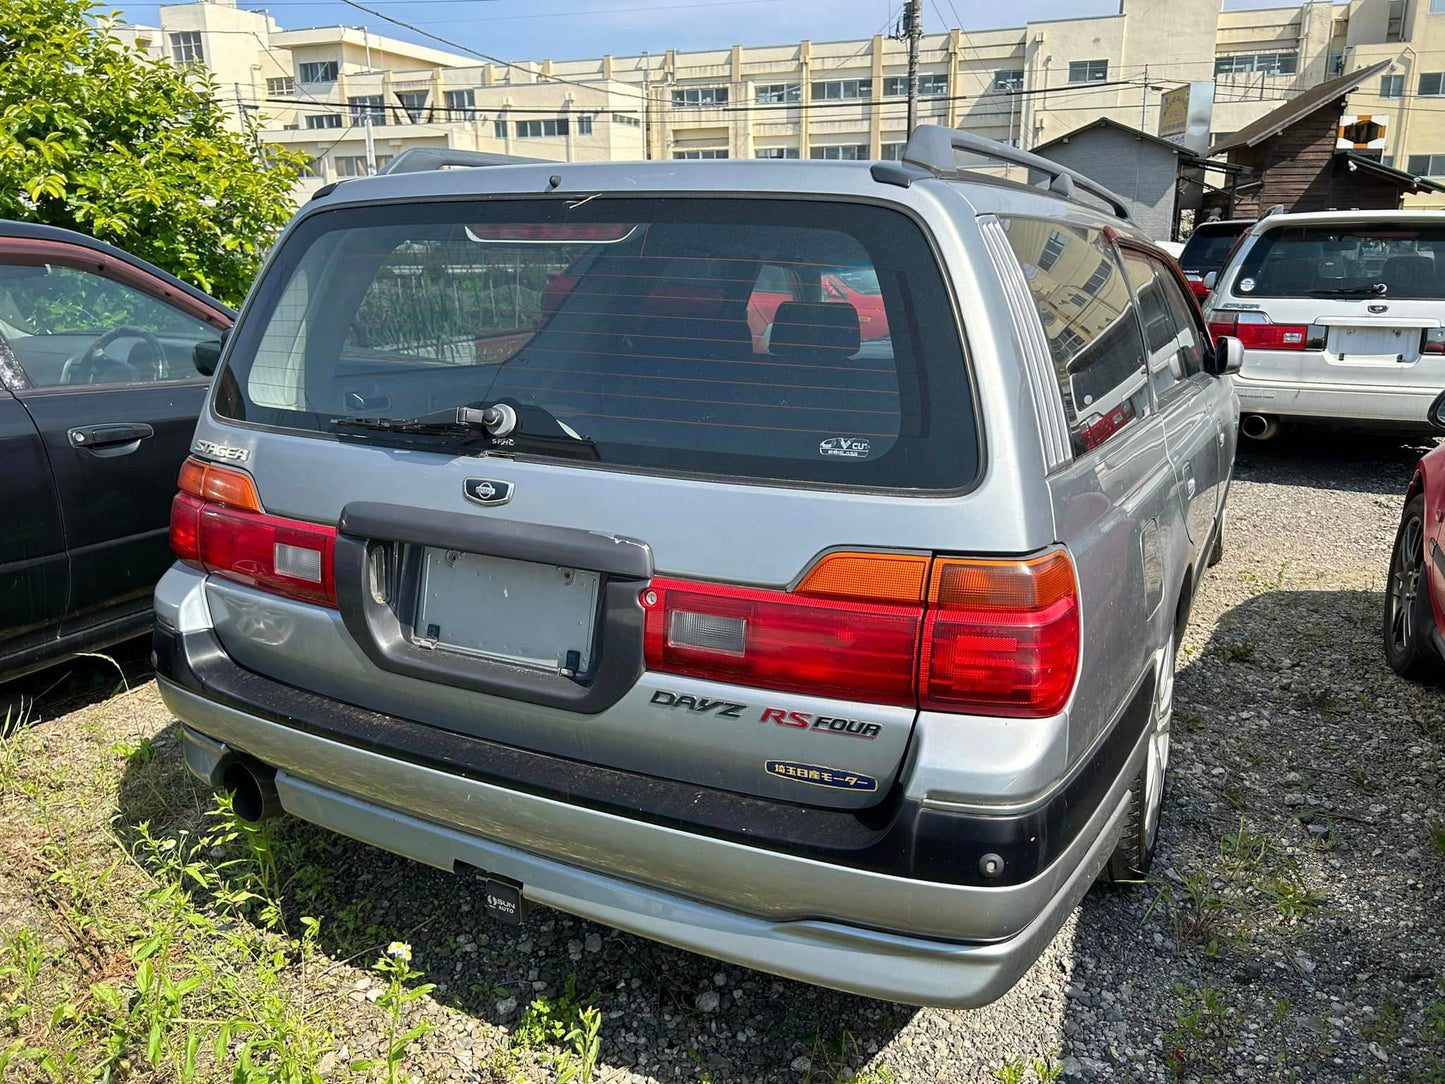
[220, 758, 282, 823]
[1241, 414, 1279, 441]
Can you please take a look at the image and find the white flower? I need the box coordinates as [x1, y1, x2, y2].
[385, 941, 412, 962]
[159, 839, 177, 852]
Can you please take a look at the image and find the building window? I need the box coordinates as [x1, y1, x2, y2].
[1081, 259, 1112, 296]
[673, 149, 728, 159]
[1328, 51, 1345, 76]
[1421, 72, 1445, 96]
[810, 144, 869, 160]
[612, 112, 642, 126]
[266, 76, 294, 96]
[577, 115, 593, 135]
[349, 95, 386, 123]
[169, 31, 203, 65]
[396, 91, 429, 124]
[672, 86, 728, 107]
[882, 74, 947, 97]
[1432, 0, 1445, 12]
[1214, 52, 1298, 76]
[493, 119, 507, 138]
[299, 60, 339, 84]
[444, 89, 475, 121]
[756, 147, 799, 158]
[880, 142, 906, 159]
[1408, 153, 1445, 176]
[994, 69, 1024, 92]
[1037, 229, 1070, 271]
[1067, 59, 1108, 83]
[334, 156, 371, 178]
[811, 79, 871, 101]
[1381, 74, 1404, 98]
[516, 118, 570, 138]
[305, 113, 342, 130]
[755, 83, 800, 104]
[300, 157, 324, 179]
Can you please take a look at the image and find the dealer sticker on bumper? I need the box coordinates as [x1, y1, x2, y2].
[766, 760, 878, 792]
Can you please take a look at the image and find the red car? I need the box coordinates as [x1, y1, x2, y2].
[1384, 391, 1445, 678]
[747, 265, 890, 349]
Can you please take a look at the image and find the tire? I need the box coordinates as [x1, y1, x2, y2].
[1383, 495, 1443, 681]
[1101, 631, 1174, 884]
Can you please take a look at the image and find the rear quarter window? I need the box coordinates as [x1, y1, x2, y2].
[1000, 218, 1150, 454]
[216, 197, 979, 491]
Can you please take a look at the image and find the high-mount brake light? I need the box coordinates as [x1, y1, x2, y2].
[642, 550, 1080, 717]
[170, 456, 337, 607]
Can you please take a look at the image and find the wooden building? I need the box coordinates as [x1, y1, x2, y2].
[1208, 60, 1444, 217]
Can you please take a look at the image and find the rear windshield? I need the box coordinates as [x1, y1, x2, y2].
[1233, 223, 1445, 299]
[1177, 224, 1248, 272]
[216, 197, 977, 490]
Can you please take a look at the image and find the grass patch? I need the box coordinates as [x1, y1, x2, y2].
[1148, 820, 1325, 949]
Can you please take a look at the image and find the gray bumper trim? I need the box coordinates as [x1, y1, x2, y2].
[164, 680, 1133, 1007]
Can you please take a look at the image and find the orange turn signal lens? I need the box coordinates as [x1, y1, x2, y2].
[927, 551, 1076, 611]
[794, 551, 931, 604]
[177, 456, 263, 513]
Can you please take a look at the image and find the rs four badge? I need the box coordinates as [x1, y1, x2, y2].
[765, 760, 878, 792]
[464, 478, 514, 506]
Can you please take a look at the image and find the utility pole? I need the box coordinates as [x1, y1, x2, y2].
[362, 26, 377, 175]
[902, 0, 923, 134]
[641, 51, 651, 160]
[1140, 64, 1148, 131]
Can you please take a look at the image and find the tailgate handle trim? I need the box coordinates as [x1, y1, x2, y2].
[339, 501, 652, 580]
[334, 502, 652, 715]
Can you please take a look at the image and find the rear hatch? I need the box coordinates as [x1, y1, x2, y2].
[197, 192, 997, 810]
[1213, 219, 1445, 395]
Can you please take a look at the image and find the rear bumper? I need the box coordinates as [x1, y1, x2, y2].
[153, 577, 1150, 1007]
[164, 678, 1132, 1007]
[1232, 368, 1439, 427]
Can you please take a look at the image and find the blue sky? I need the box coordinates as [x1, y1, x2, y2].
[111, 0, 1319, 62]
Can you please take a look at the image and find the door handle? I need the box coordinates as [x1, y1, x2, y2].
[1185, 475, 1197, 499]
[68, 423, 154, 453]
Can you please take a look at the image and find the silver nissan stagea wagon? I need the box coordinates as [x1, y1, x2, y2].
[154, 128, 1241, 1007]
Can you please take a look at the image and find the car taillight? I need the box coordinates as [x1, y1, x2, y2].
[1205, 311, 1307, 351]
[641, 550, 1079, 718]
[171, 456, 337, 607]
[1189, 279, 1210, 299]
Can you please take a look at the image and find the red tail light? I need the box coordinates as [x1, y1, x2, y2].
[642, 550, 1080, 718]
[171, 456, 337, 607]
[1206, 311, 1306, 351]
[1187, 277, 1210, 299]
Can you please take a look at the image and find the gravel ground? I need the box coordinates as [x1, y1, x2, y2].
[4, 432, 1444, 1083]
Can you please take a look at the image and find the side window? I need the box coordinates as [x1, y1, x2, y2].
[1121, 251, 1205, 398]
[0, 262, 215, 388]
[1155, 264, 1207, 379]
[1001, 219, 1150, 454]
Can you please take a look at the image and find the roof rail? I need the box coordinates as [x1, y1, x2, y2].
[885, 125, 1133, 222]
[1261, 203, 1287, 218]
[376, 148, 546, 176]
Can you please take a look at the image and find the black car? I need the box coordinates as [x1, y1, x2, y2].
[0, 220, 233, 684]
[1178, 218, 1255, 301]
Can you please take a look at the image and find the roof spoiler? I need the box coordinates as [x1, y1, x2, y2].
[871, 124, 1132, 222]
[376, 148, 547, 175]
[1262, 203, 1287, 219]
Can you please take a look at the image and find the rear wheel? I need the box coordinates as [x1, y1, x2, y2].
[1102, 632, 1174, 883]
[1383, 496, 1442, 681]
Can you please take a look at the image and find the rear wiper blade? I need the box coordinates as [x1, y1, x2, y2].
[1307, 283, 1387, 297]
[329, 404, 515, 440]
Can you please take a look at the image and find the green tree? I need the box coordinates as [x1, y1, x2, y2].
[0, 0, 307, 306]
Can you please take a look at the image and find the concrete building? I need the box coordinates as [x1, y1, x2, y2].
[117, 0, 1445, 209]
[1032, 120, 1204, 239]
